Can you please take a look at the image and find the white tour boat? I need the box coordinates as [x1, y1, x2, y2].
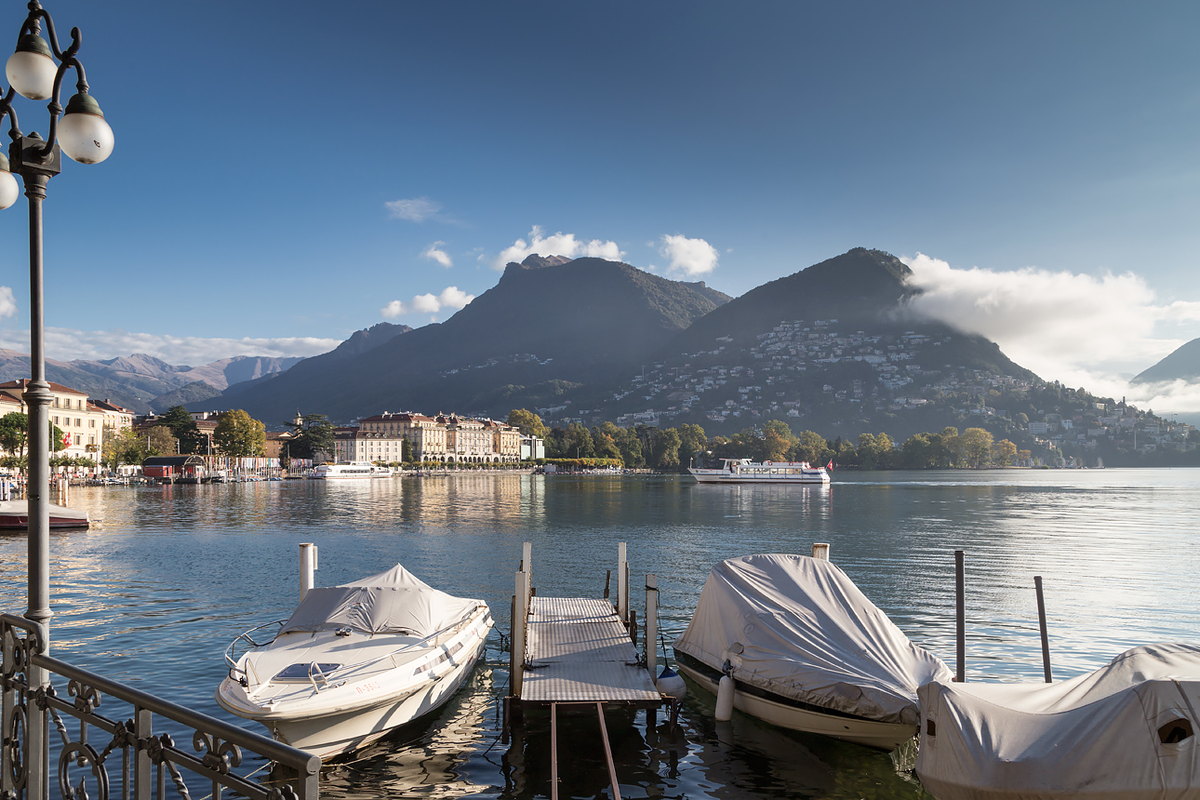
[674, 554, 951, 750]
[310, 461, 391, 479]
[688, 458, 830, 484]
[216, 564, 493, 759]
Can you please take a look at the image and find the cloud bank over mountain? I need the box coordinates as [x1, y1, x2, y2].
[901, 253, 1200, 414]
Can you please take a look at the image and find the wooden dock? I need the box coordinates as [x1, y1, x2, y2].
[507, 543, 666, 800]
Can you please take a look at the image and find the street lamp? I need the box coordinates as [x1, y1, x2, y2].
[0, 4, 112, 797]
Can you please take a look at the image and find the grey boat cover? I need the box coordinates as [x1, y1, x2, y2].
[674, 554, 952, 725]
[280, 564, 482, 639]
[915, 643, 1200, 800]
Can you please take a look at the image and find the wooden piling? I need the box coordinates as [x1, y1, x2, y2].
[1035, 575, 1052, 683]
[955, 550, 965, 683]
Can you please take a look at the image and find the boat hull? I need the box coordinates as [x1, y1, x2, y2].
[266, 634, 486, 758]
[688, 470, 829, 484]
[0, 500, 89, 529]
[675, 653, 915, 750]
[217, 606, 492, 760]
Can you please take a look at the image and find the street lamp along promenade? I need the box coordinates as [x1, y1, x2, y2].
[0, 3, 112, 798]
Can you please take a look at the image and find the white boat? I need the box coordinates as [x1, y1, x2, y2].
[216, 564, 492, 759]
[916, 643, 1200, 800]
[673, 554, 951, 750]
[0, 499, 89, 529]
[688, 458, 830, 484]
[310, 461, 391, 479]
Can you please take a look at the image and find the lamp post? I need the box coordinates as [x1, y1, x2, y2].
[0, 3, 112, 797]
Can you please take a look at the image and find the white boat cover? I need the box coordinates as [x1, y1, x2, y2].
[674, 554, 952, 725]
[280, 564, 482, 639]
[915, 643, 1200, 800]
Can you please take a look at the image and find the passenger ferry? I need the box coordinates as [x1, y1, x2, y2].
[310, 461, 392, 479]
[688, 458, 830, 484]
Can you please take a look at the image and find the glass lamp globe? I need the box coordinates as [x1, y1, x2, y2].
[5, 34, 56, 101]
[0, 154, 18, 210]
[58, 93, 114, 164]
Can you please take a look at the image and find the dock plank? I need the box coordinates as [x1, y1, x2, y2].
[521, 597, 661, 705]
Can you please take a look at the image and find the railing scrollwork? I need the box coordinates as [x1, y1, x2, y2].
[1, 614, 320, 800]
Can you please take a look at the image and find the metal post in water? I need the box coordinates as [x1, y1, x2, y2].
[646, 574, 658, 678]
[955, 550, 965, 683]
[299, 543, 317, 601]
[522, 541, 532, 585]
[1035, 575, 1052, 683]
[811, 542, 830, 561]
[617, 542, 628, 623]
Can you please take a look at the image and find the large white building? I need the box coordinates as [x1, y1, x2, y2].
[0, 379, 110, 462]
[322, 411, 530, 464]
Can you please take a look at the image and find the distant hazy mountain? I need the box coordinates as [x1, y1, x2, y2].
[204, 255, 732, 425]
[150, 380, 225, 411]
[1132, 338, 1200, 384]
[0, 349, 305, 414]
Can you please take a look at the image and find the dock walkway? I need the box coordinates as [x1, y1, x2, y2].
[521, 596, 660, 705]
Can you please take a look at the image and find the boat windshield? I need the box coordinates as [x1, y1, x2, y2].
[272, 662, 342, 682]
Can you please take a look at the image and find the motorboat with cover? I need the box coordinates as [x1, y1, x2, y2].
[0, 499, 89, 529]
[216, 564, 492, 759]
[915, 642, 1200, 800]
[674, 553, 951, 749]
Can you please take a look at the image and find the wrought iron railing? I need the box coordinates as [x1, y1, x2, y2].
[1, 613, 320, 800]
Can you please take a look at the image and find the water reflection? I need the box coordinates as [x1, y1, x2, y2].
[0, 470, 1198, 799]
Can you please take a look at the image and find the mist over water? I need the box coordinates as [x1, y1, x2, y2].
[1, 470, 1196, 799]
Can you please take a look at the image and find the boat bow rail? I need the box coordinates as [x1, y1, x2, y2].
[225, 608, 487, 695]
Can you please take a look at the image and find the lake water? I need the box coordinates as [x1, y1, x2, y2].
[2, 469, 1198, 799]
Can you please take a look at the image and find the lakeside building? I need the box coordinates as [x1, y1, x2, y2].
[326, 411, 532, 465]
[0, 379, 108, 461]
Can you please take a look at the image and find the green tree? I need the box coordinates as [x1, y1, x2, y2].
[213, 410, 266, 457]
[590, 425, 623, 462]
[0, 412, 28, 458]
[793, 430, 832, 466]
[159, 406, 206, 454]
[613, 426, 644, 467]
[101, 426, 147, 469]
[507, 408, 548, 439]
[761, 420, 797, 462]
[677, 423, 708, 467]
[146, 425, 177, 457]
[285, 414, 336, 460]
[563, 422, 595, 459]
[959, 427, 995, 468]
[993, 438, 1018, 467]
[649, 428, 683, 470]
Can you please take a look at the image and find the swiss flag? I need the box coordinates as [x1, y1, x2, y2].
[826, 459, 833, 470]
[62, 432, 71, 447]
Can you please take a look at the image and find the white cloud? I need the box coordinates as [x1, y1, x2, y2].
[385, 197, 443, 223]
[492, 225, 624, 269]
[380, 286, 475, 320]
[658, 234, 719, 277]
[0, 327, 340, 366]
[899, 252, 1200, 416]
[0, 286, 15, 318]
[422, 242, 453, 268]
[411, 293, 441, 314]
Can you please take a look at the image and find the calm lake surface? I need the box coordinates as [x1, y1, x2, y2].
[2, 469, 1198, 799]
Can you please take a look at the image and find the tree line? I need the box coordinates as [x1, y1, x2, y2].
[508, 409, 1030, 470]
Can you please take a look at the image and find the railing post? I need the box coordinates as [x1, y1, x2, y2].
[1, 622, 14, 799]
[134, 703, 153, 800]
[512, 570, 528, 698]
[26, 624, 48, 800]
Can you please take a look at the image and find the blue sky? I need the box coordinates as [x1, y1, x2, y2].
[2, 1, 1200, 413]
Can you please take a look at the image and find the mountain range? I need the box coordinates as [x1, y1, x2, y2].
[6, 248, 1197, 438]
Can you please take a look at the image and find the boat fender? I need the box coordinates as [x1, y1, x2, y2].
[656, 666, 687, 702]
[715, 675, 735, 721]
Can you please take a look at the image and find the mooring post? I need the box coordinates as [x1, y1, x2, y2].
[522, 541, 532, 586]
[299, 543, 318, 601]
[646, 574, 659, 729]
[617, 542, 628, 623]
[512, 570, 528, 699]
[1035, 575, 1052, 683]
[955, 550, 965, 683]
[811, 542, 830, 561]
